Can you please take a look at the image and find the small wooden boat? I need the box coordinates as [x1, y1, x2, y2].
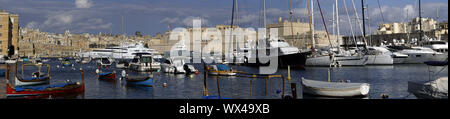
[6, 67, 85, 97]
[98, 71, 116, 81]
[207, 64, 236, 76]
[124, 76, 153, 87]
[301, 78, 370, 97]
[7, 82, 85, 97]
[61, 59, 72, 67]
[408, 77, 448, 99]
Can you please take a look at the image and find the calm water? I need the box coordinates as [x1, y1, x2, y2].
[0, 59, 448, 99]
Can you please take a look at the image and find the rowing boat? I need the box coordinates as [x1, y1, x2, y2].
[207, 64, 236, 76]
[301, 78, 370, 97]
[125, 76, 153, 87]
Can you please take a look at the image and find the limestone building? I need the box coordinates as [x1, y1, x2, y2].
[0, 10, 19, 57]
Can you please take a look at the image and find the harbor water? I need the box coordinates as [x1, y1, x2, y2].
[0, 59, 447, 99]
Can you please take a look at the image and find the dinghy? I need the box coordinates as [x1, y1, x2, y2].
[98, 71, 116, 81]
[408, 77, 448, 99]
[61, 59, 72, 67]
[301, 78, 370, 97]
[207, 64, 236, 76]
[124, 76, 153, 87]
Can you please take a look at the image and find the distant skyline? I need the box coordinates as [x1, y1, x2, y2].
[0, 0, 448, 36]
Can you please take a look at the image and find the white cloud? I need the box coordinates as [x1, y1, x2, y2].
[160, 16, 209, 27]
[25, 21, 39, 29]
[160, 17, 181, 24]
[75, 0, 93, 9]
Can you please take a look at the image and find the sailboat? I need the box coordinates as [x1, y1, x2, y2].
[306, 0, 368, 67]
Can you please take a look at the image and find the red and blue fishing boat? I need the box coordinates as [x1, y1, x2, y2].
[98, 71, 116, 81]
[6, 65, 85, 97]
[124, 76, 153, 87]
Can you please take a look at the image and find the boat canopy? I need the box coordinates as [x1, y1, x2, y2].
[216, 64, 231, 71]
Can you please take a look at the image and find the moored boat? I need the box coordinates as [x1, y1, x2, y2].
[124, 76, 153, 87]
[301, 78, 370, 97]
[207, 64, 237, 76]
[408, 77, 448, 99]
[61, 59, 72, 67]
[6, 65, 85, 97]
[98, 71, 116, 81]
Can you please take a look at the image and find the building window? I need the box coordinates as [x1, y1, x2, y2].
[0, 25, 2, 28]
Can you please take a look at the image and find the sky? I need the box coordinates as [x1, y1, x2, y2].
[0, 0, 448, 36]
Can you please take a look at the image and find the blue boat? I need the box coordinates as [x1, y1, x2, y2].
[125, 76, 153, 87]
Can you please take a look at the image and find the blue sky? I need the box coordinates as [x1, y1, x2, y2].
[0, 0, 448, 36]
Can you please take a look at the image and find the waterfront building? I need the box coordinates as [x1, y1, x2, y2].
[0, 10, 19, 57]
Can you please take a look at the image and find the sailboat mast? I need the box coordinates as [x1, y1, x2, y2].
[336, 0, 341, 53]
[419, 0, 423, 43]
[362, 0, 366, 37]
[311, 0, 315, 50]
[263, 0, 266, 29]
[289, 0, 295, 42]
[308, 0, 314, 53]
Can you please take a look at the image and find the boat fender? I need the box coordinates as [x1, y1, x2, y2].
[96, 69, 100, 74]
[163, 83, 167, 88]
[121, 70, 127, 78]
[57, 65, 60, 68]
[190, 74, 194, 79]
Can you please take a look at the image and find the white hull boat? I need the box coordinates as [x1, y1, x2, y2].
[408, 77, 448, 99]
[366, 47, 394, 65]
[302, 78, 370, 97]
